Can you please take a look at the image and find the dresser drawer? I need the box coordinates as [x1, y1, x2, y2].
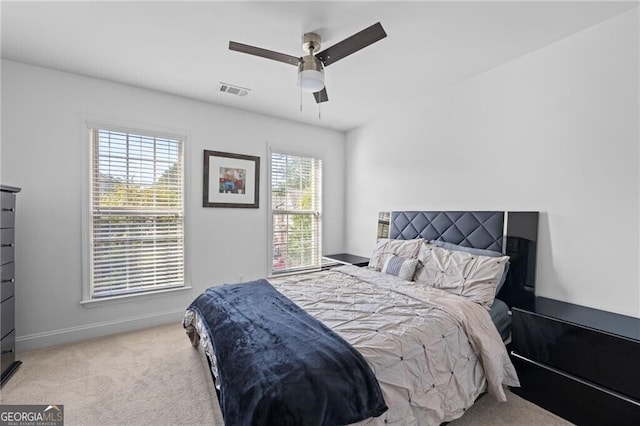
[512, 354, 640, 424]
[0, 191, 15, 228]
[0, 330, 15, 377]
[0, 228, 15, 266]
[0, 297, 14, 339]
[512, 308, 640, 401]
[0, 263, 14, 303]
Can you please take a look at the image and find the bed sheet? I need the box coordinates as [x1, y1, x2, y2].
[489, 298, 512, 342]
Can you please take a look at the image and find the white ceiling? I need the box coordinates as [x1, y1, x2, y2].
[1, 1, 637, 131]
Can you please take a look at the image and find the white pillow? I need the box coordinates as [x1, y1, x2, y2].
[369, 238, 424, 271]
[381, 255, 419, 281]
[368, 238, 422, 271]
[414, 242, 509, 309]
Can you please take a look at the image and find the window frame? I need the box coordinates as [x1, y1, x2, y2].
[81, 121, 189, 305]
[268, 147, 323, 276]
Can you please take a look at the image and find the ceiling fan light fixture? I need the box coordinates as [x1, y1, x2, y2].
[298, 69, 325, 92]
[298, 55, 325, 92]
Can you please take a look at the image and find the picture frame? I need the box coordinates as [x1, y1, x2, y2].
[203, 150, 260, 208]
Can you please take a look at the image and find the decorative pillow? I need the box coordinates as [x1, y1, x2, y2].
[429, 240, 510, 295]
[381, 255, 419, 281]
[368, 238, 422, 271]
[414, 242, 510, 309]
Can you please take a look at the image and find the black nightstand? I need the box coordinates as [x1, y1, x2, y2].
[322, 253, 370, 267]
[510, 297, 640, 424]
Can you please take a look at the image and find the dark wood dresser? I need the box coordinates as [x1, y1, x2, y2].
[1, 184, 21, 387]
[510, 297, 640, 424]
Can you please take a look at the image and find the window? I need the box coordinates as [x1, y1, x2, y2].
[270, 151, 322, 274]
[87, 127, 185, 299]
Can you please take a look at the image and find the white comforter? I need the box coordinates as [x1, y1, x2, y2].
[269, 265, 519, 425]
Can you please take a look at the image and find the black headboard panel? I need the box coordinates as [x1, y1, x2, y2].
[390, 211, 504, 252]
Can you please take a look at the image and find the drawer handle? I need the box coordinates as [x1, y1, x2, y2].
[0, 244, 14, 248]
[1, 349, 14, 355]
[1, 278, 15, 283]
[1, 208, 14, 212]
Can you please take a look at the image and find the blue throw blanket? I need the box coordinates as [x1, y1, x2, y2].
[188, 279, 387, 425]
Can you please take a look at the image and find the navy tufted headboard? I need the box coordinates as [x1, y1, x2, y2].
[389, 211, 505, 252]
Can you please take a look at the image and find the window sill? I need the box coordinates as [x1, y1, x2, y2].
[268, 268, 323, 279]
[81, 285, 193, 308]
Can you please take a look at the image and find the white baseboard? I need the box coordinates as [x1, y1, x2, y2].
[16, 309, 185, 352]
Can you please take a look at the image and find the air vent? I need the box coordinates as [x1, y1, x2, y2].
[219, 82, 250, 97]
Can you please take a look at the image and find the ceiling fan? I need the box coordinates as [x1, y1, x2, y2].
[228, 22, 387, 104]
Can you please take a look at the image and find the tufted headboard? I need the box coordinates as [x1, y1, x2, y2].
[389, 211, 505, 252]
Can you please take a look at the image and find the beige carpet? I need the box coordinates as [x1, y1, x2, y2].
[0, 323, 572, 425]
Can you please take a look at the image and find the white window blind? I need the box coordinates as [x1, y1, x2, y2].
[271, 151, 322, 274]
[89, 128, 185, 298]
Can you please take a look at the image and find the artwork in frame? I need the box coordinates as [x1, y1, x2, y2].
[203, 150, 260, 208]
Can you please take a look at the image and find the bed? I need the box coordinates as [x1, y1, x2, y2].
[184, 211, 537, 425]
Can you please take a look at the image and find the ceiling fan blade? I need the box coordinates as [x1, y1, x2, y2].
[315, 22, 387, 66]
[313, 87, 328, 104]
[229, 41, 299, 66]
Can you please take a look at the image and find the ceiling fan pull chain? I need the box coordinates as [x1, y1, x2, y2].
[318, 104, 321, 120]
[300, 88, 303, 112]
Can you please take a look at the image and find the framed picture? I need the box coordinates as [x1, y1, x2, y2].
[203, 150, 260, 208]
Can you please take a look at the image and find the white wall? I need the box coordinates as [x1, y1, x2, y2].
[345, 10, 639, 317]
[1, 60, 345, 350]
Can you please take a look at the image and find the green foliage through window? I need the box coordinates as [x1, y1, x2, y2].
[271, 152, 322, 273]
[89, 128, 185, 298]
